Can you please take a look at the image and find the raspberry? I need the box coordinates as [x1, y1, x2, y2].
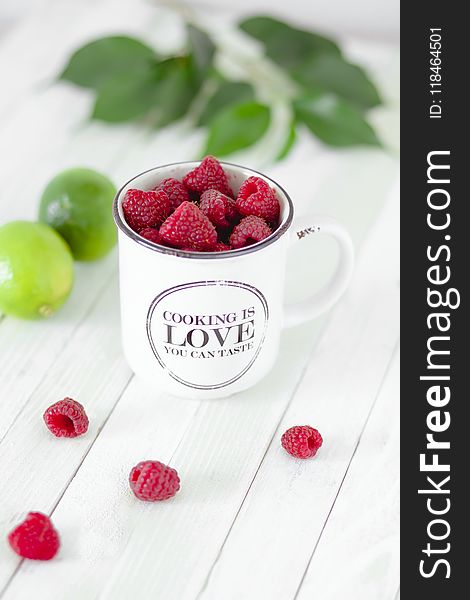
[213, 242, 231, 252]
[122, 189, 170, 232]
[129, 460, 180, 501]
[183, 156, 233, 198]
[200, 190, 239, 228]
[159, 201, 217, 251]
[236, 176, 280, 223]
[229, 215, 272, 249]
[281, 425, 323, 459]
[156, 178, 190, 212]
[139, 227, 161, 245]
[43, 398, 89, 438]
[8, 512, 60, 560]
[181, 243, 231, 253]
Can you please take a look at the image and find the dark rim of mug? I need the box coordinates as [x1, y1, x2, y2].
[113, 161, 294, 260]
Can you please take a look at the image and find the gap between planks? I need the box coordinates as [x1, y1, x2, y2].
[291, 342, 400, 600]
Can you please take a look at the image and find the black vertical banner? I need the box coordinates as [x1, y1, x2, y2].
[401, 2, 466, 598]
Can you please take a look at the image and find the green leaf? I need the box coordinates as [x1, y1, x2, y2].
[197, 81, 255, 126]
[187, 24, 215, 80]
[205, 102, 270, 156]
[91, 57, 197, 125]
[239, 16, 340, 70]
[292, 54, 381, 110]
[152, 57, 198, 127]
[60, 36, 156, 89]
[276, 120, 297, 160]
[91, 67, 160, 122]
[294, 94, 380, 147]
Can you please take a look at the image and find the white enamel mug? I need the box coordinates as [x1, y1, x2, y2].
[113, 161, 354, 399]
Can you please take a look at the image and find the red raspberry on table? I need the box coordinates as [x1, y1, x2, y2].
[129, 460, 180, 501]
[122, 189, 170, 232]
[43, 398, 89, 438]
[281, 425, 323, 459]
[159, 201, 217, 251]
[230, 215, 272, 249]
[8, 512, 60, 560]
[183, 156, 233, 198]
[236, 176, 280, 223]
[156, 178, 190, 212]
[139, 227, 162, 245]
[200, 190, 239, 228]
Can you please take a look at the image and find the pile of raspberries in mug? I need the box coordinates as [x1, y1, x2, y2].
[122, 156, 281, 252]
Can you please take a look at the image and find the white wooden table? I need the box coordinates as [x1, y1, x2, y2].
[0, 1, 400, 598]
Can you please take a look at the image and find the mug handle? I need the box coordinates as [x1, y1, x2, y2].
[283, 214, 355, 328]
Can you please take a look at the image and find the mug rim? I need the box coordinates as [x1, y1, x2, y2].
[113, 160, 294, 260]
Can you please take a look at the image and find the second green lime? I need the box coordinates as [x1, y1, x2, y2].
[39, 167, 117, 261]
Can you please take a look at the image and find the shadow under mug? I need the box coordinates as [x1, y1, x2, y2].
[113, 161, 354, 399]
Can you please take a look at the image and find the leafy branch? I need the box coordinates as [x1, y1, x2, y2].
[59, 15, 382, 160]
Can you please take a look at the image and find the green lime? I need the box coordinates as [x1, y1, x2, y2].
[39, 167, 117, 261]
[0, 221, 74, 319]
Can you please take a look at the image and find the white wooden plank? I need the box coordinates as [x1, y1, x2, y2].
[295, 350, 400, 600]
[0, 279, 132, 588]
[196, 185, 399, 600]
